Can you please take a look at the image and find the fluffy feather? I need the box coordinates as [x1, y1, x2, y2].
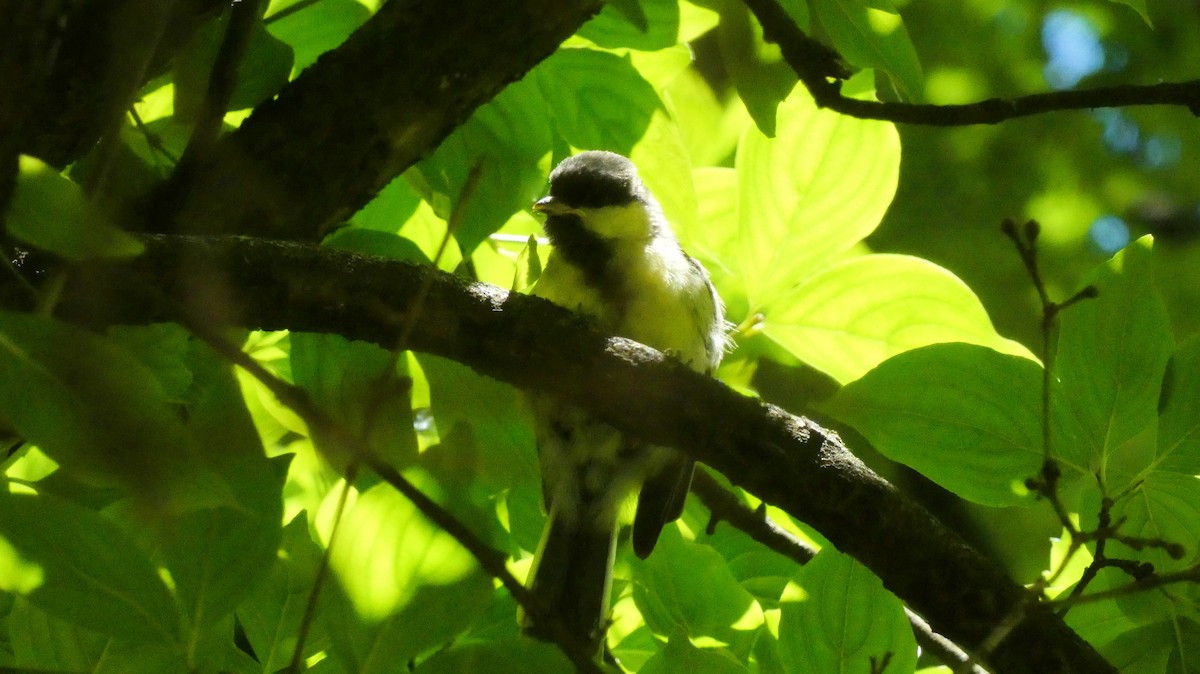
[521, 151, 725, 655]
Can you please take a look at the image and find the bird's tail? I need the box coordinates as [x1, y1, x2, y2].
[520, 508, 617, 656]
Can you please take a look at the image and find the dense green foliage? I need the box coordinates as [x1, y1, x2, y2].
[2, 0, 1199, 672]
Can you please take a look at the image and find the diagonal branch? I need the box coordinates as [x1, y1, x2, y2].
[692, 470, 988, 674]
[154, 0, 602, 241]
[743, 0, 1200, 125]
[36, 234, 1114, 674]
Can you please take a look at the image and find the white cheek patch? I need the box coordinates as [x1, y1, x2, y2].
[585, 204, 654, 239]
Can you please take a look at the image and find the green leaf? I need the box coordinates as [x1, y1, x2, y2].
[535, 48, 661, 155]
[105, 324, 194, 401]
[1056, 237, 1173, 475]
[763, 254, 1034, 384]
[822, 343, 1081, 506]
[777, 0, 810, 29]
[416, 354, 538, 492]
[322, 228, 431, 263]
[8, 599, 189, 674]
[579, 0, 678, 50]
[608, 0, 650, 31]
[0, 491, 180, 643]
[1156, 335, 1200, 474]
[716, 4, 796, 136]
[736, 85, 899, 309]
[632, 527, 764, 657]
[414, 638, 573, 674]
[1097, 622, 1175, 674]
[0, 312, 230, 508]
[8, 598, 104, 671]
[323, 568, 494, 673]
[161, 362, 283, 632]
[640, 633, 748, 674]
[349, 174, 422, 233]
[810, 0, 923, 100]
[1110, 473, 1200, 573]
[1061, 569, 1137, 649]
[266, 0, 371, 73]
[416, 72, 552, 255]
[679, 1, 722, 42]
[0, 533, 44, 595]
[328, 481, 477, 622]
[174, 12, 294, 119]
[777, 548, 916, 674]
[291, 333, 418, 468]
[5, 156, 144, 261]
[1105, 0, 1152, 26]
[237, 514, 325, 673]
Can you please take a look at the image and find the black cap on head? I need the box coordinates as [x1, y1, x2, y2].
[547, 151, 645, 209]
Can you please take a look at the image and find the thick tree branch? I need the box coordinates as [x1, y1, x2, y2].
[743, 0, 1200, 124]
[34, 235, 1114, 674]
[155, 0, 602, 241]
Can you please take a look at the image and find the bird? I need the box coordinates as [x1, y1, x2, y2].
[520, 150, 726, 656]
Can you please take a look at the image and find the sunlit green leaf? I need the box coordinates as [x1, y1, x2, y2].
[1056, 237, 1173, 477]
[763, 254, 1034, 384]
[0, 491, 180, 642]
[266, 0, 371, 73]
[640, 633, 748, 673]
[0, 534, 43, 594]
[322, 228, 431, 263]
[662, 71, 733, 167]
[175, 13, 293, 119]
[323, 568, 494, 673]
[329, 481, 476, 621]
[579, 0, 678, 50]
[5, 156, 144, 261]
[737, 85, 899, 310]
[632, 527, 764, 657]
[823, 343, 1085, 505]
[535, 48, 661, 155]
[349, 174, 422, 233]
[777, 548, 916, 674]
[629, 107, 698, 237]
[417, 72, 551, 255]
[291, 333, 418, 469]
[811, 0, 923, 100]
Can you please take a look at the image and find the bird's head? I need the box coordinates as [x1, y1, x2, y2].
[533, 151, 662, 241]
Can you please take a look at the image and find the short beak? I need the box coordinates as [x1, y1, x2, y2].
[532, 195, 572, 216]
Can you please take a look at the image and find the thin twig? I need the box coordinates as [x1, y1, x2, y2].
[364, 458, 603, 671]
[743, 0, 1200, 125]
[1046, 564, 1200, 609]
[691, 470, 989, 674]
[183, 313, 603, 672]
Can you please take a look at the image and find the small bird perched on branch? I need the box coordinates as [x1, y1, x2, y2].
[521, 151, 726, 656]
